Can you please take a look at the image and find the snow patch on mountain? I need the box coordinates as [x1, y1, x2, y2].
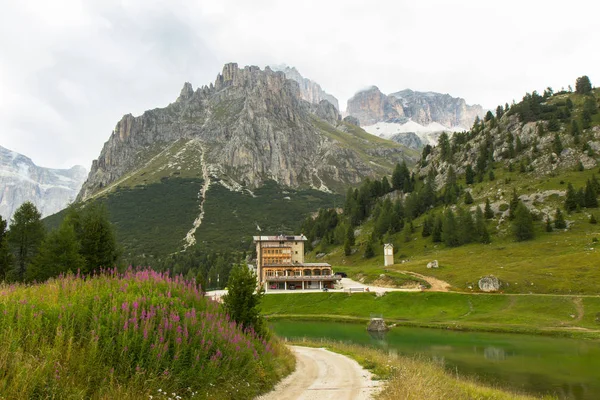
[363, 120, 465, 146]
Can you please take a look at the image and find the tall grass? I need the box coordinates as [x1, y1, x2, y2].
[0, 268, 293, 399]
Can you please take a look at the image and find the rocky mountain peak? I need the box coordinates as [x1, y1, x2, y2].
[269, 65, 339, 111]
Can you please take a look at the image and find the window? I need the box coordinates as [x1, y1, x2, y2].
[295, 251, 298, 254]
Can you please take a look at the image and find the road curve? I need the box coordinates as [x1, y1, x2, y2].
[257, 345, 381, 400]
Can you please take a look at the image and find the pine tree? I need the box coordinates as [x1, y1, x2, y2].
[564, 183, 578, 212]
[7, 202, 45, 281]
[508, 189, 520, 220]
[584, 179, 598, 208]
[496, 105, 504, 119]
[442, 208, 460, 247]
[438, 132, 452, 161]
[432, 214, 443, 243]
[575, 75, 592, 94]
[485, 110, 494, 122]
[223, 264, 265, 336]
[484, 198, 494, 219]
[552, 133, 563, 155]
[345, 224, 355, 246]
[403, 222, 412, 243]
[422, 213, 434, 238]
[464, 191, 474, 205]
[554, 208, 567, 229]
[516, 136, 523, 154]
[381, 176, 392, 194]
[0, 216, 13, 281]
[443, 166, 460, 204]
[465, 164, 475, 185]
[343, 240, 352, 256]
[27, 222, 85, 282]
[512, 202, 534, 241]
[474, 206, 490, 244]
[457, 207, 475, 245]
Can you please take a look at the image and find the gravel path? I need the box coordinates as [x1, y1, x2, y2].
[257, 346, 381, 400]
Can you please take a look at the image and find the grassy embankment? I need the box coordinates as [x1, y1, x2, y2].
[262, 291, 600, 339]
[288, 338, 552, 400]
[0, 269, 294, 399]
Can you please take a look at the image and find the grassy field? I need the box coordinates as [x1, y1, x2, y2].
[0, 269, 293, 399]
[288, 339, 551, 400]
[262, 292, 600, 339]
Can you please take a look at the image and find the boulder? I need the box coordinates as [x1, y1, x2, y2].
[426, 260, 439, 269]
[478, 275, 501, 292]
[367, 318, 389, 332]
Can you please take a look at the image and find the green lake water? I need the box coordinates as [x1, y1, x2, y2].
[270, 320, 600, 400]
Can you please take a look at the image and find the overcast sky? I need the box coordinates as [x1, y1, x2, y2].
[1, 0, 598, 170]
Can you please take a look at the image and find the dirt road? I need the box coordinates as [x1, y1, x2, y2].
[258, 346, 381, 400]
[398, 270, 451, 292]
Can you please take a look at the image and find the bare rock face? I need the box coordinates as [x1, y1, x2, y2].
[78, 63, 411, 201]
[389, 132, 423, 150]
[343, 116, 360, 126]
[0, 146, 87, 221]
[269, 65, 339, 111]
[347, 87, 483, 129]
[478, 275, 501, 292]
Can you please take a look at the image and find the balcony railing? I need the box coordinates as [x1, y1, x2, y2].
[265, 275, 341, 281]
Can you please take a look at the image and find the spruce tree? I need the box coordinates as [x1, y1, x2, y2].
[464, 191, 474, 205]
[584, 179, 598, 208]
[422, 214, 434, 238]
[457, 207, 475, 245]
[222, 264, 265, 336]
[565, 183, 578, 212]
[381, 176, 392, 194]
[465, 164, 475, 185]
[343, 240, 352, 256]
[27, 222, 85, 282]
[364, 241, 375, 258]
[508, 189, 520, 220]
[554, 208, 567, 229]
[575, 75, 592, 94]
[474, 206, 490, 243]
[442, 208, 460, 247]
[403, 222, 412, 242]
[7, 202, 45, 281]
[0, 216, 13, 281]
[484, 198, 494, 219]
[552, 133, 563, 154]
[432, 214, 443, 243]
[512, 202, 534, 241]
[345, 224, 355, 246]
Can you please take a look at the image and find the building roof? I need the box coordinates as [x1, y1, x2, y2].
[253, 234, 307, 242]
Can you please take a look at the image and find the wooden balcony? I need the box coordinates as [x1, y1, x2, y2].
[265, 274, 341, 281]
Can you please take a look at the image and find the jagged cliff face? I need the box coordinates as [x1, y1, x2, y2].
[347, 86, 484, 129]
[270, 65, 340, 111]
[0, 146, 87, 221]
[78, 63, 411, 202]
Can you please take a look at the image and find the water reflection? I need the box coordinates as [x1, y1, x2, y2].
[271, 321, 600, 400]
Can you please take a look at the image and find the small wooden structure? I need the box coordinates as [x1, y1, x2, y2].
[384, 243, 394, 266]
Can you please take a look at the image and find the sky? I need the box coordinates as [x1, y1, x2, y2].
[1, 0, 598, 170]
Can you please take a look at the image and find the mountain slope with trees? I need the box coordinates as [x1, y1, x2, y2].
[300, 76, 600, 295]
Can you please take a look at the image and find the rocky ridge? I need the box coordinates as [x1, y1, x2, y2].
[78, 63, 413, 202]
[0, 146, 87, 221]
[269, 65, 340, 111]
[347, 86, 484, 131]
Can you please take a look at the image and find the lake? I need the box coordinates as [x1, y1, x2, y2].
[270, 320, 600, 399]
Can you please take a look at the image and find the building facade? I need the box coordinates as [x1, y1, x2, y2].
[384, 243, 394, 266]
[253, 235, 341, 291]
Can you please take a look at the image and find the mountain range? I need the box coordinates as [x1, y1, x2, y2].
[346, 86, 485, 148]
[65, 63, 415, 256]
[0, 145, 87, 222]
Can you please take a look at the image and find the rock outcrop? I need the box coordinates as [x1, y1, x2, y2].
[78, 63, 412, 201]
[389, 132, 423, 150]
[478, 275, 501, 292]
[0, 146, 87, 221]
[367, 318, 389, 332]
[426, 260, 439, 269]
[347, 86, 484, 129]
[270, 65, 339, 111]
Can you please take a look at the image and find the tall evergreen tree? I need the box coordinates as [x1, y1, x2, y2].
[465, 164, 475, 185]
[575, 75, 592, 94]
[554, 208, 567, 229]
[0, 216, 13, 281]
[564, 183, 578, 212]
[27, 222, 85, 282]
[442, 208, 460, 247]
[584, 179, 598, 208]
[456, 207, 475, 245]
[443, 166, 460, 205]
[422, 213, 434, 238]
[474, 206, 491, 243]
[508, 189, 520, 220]
[222, 264, 265, 336]
[438, 132, 452, 162]
[432, 214, 443, 243]
[7, 202, 45, 281]
[381, 176, 392, 194]
[464, 191, 474, 205]
[363, 241, 375, 258]
[496, 105, 504, 119]
[512, 202, 534, 241]
[484, 198, 494, 219]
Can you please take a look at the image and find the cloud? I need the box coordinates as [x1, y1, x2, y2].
[0, 0, 598, 169]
